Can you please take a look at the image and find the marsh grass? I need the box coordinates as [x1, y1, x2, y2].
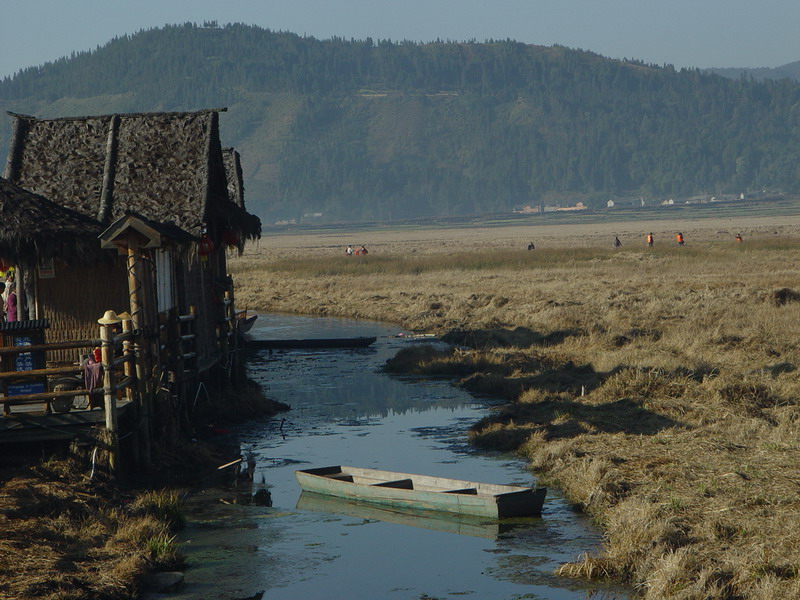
[232, 223, 800, 599]
[130, 489, 186, 531]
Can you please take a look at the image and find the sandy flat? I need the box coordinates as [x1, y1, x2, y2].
[248, 213, 800, 258]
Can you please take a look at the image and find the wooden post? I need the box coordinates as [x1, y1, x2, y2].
[32, 264, 39, 320]
[123, 317, 147, 466]
[99, 312, 120, 474]
[127, 246, 152, 468]
[15, 264, 25, 322]
[221, 290, 231, 380]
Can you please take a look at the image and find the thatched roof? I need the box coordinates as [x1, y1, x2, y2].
[223, 148, 245, 208]
[0, 177, 104, 263]
[221, 147, 261, 242]
[3, 109, 261, 241]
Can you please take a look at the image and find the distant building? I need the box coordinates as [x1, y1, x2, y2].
[556, 202, 587, 212]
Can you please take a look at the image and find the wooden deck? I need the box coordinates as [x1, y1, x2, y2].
[0, 401, 132, 444]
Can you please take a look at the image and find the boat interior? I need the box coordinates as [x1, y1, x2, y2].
[312, 467, 485, 494]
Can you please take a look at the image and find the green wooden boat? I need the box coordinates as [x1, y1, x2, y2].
[295, 466, 546, 518]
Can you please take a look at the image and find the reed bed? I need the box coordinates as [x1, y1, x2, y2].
[231, 219, 800, 599]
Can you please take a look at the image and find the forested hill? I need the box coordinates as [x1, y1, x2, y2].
[2, 23, 800, 224]
[707, 61, 800, 83]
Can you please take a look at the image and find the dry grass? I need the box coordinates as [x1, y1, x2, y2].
[0, 378, 288, 599]
[231, 215, 800, 599]
[0, 453, 184, 600]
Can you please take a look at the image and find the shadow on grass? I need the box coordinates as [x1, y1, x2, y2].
[385, 328, 689, 452]
[459, 362, 605, 401]
[442, 327, 585, 349]
[469, 395, 684, 452]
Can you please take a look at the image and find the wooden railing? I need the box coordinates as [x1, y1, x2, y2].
[1, 305, 211, 474]
[0, 328, 134, 415]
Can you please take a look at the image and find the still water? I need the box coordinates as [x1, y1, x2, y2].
[173, 314, 628, 600]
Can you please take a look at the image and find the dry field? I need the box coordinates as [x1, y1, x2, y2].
[231, 213, 800, 600]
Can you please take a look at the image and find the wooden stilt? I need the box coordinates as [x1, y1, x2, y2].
[127, 246, 152, 468]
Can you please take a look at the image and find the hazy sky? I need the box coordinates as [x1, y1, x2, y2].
[1, 0, 799, 79]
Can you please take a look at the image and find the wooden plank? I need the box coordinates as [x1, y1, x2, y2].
[372, 478, 414, 489]
[0, 365, 81, 380]
[1, 387, 101, 405]
[111, 354, 133, 367]
[0, 400, 134, 444]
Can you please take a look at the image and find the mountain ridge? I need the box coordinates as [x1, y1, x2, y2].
[2, 23, 799, 223]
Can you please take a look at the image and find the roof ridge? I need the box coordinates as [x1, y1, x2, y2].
[6, 108, 228, 122]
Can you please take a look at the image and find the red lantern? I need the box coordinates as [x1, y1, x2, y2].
[198, 235, 215, 256]
[222, 228, 240, 249]
[198, 235, 215, 264]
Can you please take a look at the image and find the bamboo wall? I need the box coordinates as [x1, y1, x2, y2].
[178, 251, 222, 373]
[36, 258, 130, 363]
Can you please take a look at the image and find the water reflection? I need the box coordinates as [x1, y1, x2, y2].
[296, 491, 523, 539]
[174, 314, 628, 600]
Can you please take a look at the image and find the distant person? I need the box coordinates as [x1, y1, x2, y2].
[613, 236, 621, 248]
[735, 233, 743, 243]
[527, 241, 535, 251]
[676, 232, 685, 246]
[360, 245, 368, 255]
[346, 245, 353, 256]
[646, 233, 654, 247]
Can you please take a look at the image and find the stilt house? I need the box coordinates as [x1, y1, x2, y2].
[2, 108, 261, 385]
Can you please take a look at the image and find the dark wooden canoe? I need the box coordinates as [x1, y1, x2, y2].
[295, 465, 546, 518]
[247, 336, 377, 350]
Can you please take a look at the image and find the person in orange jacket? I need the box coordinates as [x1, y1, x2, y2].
[676, 232, 685, 246]
[646, 233, 654, 247]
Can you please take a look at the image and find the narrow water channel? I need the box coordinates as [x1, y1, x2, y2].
[172, 314, 629, 600]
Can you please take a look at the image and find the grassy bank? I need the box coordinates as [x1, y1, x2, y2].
[231, 222, 800, 599]
[0, 453, 185, 600]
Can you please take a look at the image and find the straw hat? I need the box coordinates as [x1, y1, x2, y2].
[97, 310, 122, 325]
